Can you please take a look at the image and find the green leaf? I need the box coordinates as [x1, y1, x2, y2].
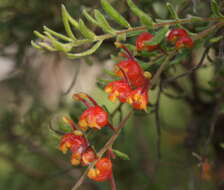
[94, 10, 117, 34]
[126, 29, 146, 37]
[78, 19, 96, 39]
[116, 33, 127, 41]
[166, 2, 178, 19]
[211, 0, 224, 17]
[66, 40, 103, 58]
[31, 40, 43, 50]
[209, 35, 223, 43]
[34, 31, 46, 40]
[100, 0, 131, 28]
[83, 9, 99, 25]
[112, 149, 130, 160]
[61, 5, 76, 40]
[38, 42, 57, 51]
[43, 26, 72, 42]
[44, 31, 72, 52]
[145, 26, 169, 46]
[127, 0, 153, 29]
[103, 69, 119, 78]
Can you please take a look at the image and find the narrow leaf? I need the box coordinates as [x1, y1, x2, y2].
[34, 31, 46, 40]
[211, 0, 224, 17]
[66, 40, 103, 59]
[61, 5, 76, 40]
[166, 3, 178, 19]
[101, 0, 131, 28]
[112, 149, 130, 160]
[116, 33, 126, 41]
[83, 9, 99, 25]
[145, 26, 169, 46]
[127, 0, 153, 29]
[43, 26, 72, 42]
[44, 31, 72, 52]
[78, 19, 96, 39]
[94, 10, 117, 34]
[31, 40, 43, 50]
[38, 42, 56, 51]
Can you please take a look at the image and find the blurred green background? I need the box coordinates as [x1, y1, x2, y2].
[0, 0, 224, 189]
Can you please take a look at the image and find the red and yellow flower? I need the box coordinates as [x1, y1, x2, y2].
[127, 87, 148, 111]
[78, 105, 108, 131]
[114, 59, 146, 88]
[73, 93, 109, 131]
[104, 80, 132, 103]
[167, 28, 188, 42]
[136, 32, 159, 51]
[175, 36, 193, 49]
[88, 157, 112, 182]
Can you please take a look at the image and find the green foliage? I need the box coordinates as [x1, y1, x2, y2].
[112, 149, 130, 160]
[145, 26, 169, 46]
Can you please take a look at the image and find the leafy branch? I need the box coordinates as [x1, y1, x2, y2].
[32, 0, 224, 59]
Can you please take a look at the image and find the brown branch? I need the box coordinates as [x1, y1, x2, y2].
[155, 82, 162, 161]
[109, 173, 117, 190]
[71, 110, 133, 190]
[164, 46, 210, 85]
[63, 62, 81, 96]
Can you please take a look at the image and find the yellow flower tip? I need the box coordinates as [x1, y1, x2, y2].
[114, 66, 122, 76]
[127, 97, 133, 104]
[71, 158, 80, 166]
[77, 92, 87, 99]
[89, 121, 101, 130]
[114, 41, 124, 48]
[73, 130, 83, 136]
[60, 144, 68, 154]
[62, 116, 70, 124]
[79, 119, 88, 127]
[87, 168, 100, 179]
[105, 86, 112, 93]
[72, 94, 80, 101]
[109, 94, 117, 102]
[144, 71, 152, 79]
[141, 103, 148, 112]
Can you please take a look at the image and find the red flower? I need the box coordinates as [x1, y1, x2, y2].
[59, 132, 88, 154]
[78, 106, 108, 130]
[175, 36, 193, 49]
[127, 87, 148, 111]
[59, 131, 92, 166]
[136, 32, 159, 51]
[115, 59, 146, 88]
[88, 158, 112, 182]
[104, 80, 132, 103]
[167, 28, 188, 42]
[81, 147, 97, 166]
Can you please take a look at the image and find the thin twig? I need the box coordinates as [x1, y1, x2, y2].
[63, 62, 81, 95]
[109, 173, 117, 190]
[155, 82, 162, 161]
[164, 47, 210, 85]
[150, 52, 176, 88]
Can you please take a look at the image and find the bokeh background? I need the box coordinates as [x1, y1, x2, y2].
[1, 0, 224, 189]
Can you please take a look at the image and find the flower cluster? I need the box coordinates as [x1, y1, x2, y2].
[59, 117, 96, 166]
[73, 93, 109, 131]
[58, 28, 194, 186]
[105, 42, 151, 111]
[167, 28, 193, 49]
[59, 94, 114, 182]
[88, 157, 113, 182]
